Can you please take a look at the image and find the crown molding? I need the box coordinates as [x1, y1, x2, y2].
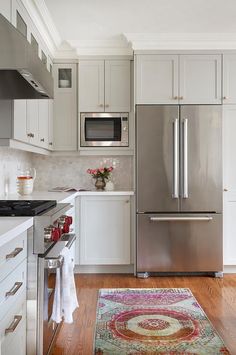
[22, 0, 62, 57]
[124, 33, 236, 50]
[67, 39, 133, 56]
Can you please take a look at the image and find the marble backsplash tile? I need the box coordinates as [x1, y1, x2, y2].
[0, 147, 33, 196]
[32, 155, 134, 191]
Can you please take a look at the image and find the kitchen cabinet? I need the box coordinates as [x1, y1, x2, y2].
[38, 100, 49, 149]
[179, 55, 221, 104]
[0, 0, 11, 21]
[223, 55, 236, 104]
[80, 196, 131, 265]
[0, 230, 27, 355]
[53, 63, 77, 151]
[13, 100, 28, 143]
[48, 99, 54, 150]
[223, 105, 236, 265]
[135, 54, 221, 104]
[79, 60, 130, 112]
[136, 55, 179, 104]
[26, 100, 39, 146]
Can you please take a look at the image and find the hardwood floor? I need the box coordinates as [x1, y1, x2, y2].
[51, 274, 236, 355]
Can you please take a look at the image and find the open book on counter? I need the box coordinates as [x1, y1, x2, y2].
[48, 187, 90, 192]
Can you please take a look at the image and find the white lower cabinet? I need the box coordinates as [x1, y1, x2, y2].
[80, 196, 131, 265]
[0, 230, 27, 355]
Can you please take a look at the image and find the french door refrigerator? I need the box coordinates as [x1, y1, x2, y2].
[136, 105, 223, 277]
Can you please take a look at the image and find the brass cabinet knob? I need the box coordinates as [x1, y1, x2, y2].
[40, 138, 45, 142]
[49, 142, 53, 146]
[98, 104, 103, 108]
[224, 188, 228, 192]
[223, 96, 228, 100]
[173, 96, 178, 100]
[179, 96, 184, 100]
[105, 104, 109, 108]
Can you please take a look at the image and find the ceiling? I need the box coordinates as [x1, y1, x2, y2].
[44, 0, 236, 41]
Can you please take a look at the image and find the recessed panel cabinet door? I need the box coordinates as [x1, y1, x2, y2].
[135, 55, 179, 104]
[80, 196, 130, 265]
[179, 55, 222, 104]
[105, 60, 130, 112]
[38, 100, 49, 149]
[27, 100, 39, 146]
[79, 61, 104, 112]
[53, 64, 77, 151]
[223, 55, 236, 104]
[13, 100, 28, 143]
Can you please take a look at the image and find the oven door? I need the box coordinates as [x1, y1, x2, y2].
[80, 112, 129, 147]
[37, 234, 76, 355]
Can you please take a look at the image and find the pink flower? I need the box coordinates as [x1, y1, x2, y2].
[87, 169, 91, 174]
[99, 168, 104, 173]
[108, 167, 113, 172]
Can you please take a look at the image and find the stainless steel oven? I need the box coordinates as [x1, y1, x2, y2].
[38, 234, 76, 355]
[80, 112, 129, 147]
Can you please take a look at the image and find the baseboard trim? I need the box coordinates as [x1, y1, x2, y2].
[223, 266, 236, 274]
[74, 264, 134, 274]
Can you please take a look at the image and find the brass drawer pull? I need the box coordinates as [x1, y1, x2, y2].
[6, 247, 23, 260]
[5, 282, 23, 297]
[5, 315, 22, 334]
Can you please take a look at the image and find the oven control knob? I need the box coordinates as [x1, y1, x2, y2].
[65, 216, 73, 225]
[62, 223, 70, 234]
[51, 228, 61, 242]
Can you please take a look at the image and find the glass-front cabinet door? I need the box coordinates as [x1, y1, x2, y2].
[58, 68, 72, 89]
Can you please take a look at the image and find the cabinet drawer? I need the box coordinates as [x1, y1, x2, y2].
[0, 259, 27, 320]
[0, 231, 27, 282]
[0, 295, 26, 355]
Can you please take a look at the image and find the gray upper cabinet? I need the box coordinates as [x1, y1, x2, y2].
[136, 55, 179, 104]
[79, 61, 105, 112]
[53, 63, 77, 151]
[223, 55, 236, 104]
[79, 60, 130, 112]
[105, 60, 130, 112]
[179, 55, 222, 104]
[135, 54, 222, 104]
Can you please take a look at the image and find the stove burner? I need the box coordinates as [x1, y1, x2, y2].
[0, 200, 57, 216]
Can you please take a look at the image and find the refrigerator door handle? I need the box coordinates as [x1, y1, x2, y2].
[172, 118, 179, 198]
[183, 118, 188, 198]
[150, 216, 213, 222]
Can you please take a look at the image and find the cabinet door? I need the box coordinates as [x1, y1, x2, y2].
[136, 55, 179, 104]
[26, 100, 39, 146]
[80, 196, 130, 265]
[79, 61, 104, 112]
[105, 60, 130, 112]
[48, 99, 53, 150]
[179, 55, 222, 104]
[53, 64, 77, 151]
[38, 100, 49, 149]
[223, 194, 236, 265]
[0, 0, 11, 21]
[13, 100, 28, 143]
[223, 55, 236, 104]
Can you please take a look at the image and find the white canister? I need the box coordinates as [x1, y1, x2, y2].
[105, 181, 114, 191]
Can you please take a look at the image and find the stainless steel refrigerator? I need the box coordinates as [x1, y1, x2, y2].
[136, 105, 223, 277]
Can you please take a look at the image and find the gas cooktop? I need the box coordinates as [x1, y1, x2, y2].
[0, 200, 57, 216]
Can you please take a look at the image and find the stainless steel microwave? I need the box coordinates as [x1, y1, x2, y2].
[80, 113, 129, 147]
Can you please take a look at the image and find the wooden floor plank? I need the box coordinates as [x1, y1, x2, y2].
[51, 274, 236, 355]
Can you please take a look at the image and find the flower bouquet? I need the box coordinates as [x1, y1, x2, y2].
[87, 166, 114, 190]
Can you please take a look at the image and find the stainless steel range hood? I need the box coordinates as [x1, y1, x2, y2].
[0, 14, 53, 99]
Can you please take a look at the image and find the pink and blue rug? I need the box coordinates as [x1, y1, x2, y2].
[94, 288, 230, 354]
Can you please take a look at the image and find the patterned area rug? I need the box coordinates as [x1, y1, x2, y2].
[94, 288, 230, 354]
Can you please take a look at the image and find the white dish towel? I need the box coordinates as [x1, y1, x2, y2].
[51, 247, 79, 323]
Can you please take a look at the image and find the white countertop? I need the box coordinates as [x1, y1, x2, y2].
[0, 217, 33, 248]
[0, 189, 134, 244]
[2, 190, 134, 202]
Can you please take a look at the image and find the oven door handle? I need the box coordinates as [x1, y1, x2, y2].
[44, 255, 64, 269]
[60, 233, 76, 249]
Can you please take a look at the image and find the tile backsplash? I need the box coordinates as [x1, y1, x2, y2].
[0, 148, 134, 194]
[32, 155, 134, 191]
[0, 147, 33, 196]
